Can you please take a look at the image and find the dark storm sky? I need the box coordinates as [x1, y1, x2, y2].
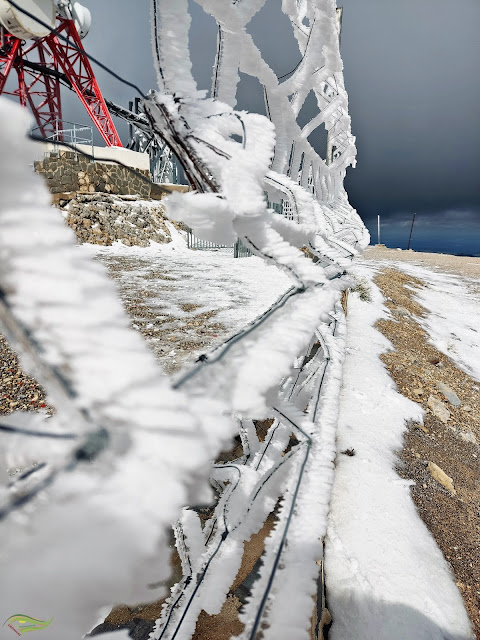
[339, 0, 480, 251]
[67, 1, 480, 251]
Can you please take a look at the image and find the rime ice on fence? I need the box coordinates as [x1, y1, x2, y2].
[0, 99, 235, 640]
[148, 1, 368, 639]
[0, 0, 368, 639]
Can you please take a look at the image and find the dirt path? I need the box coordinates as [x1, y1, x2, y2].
[371, 266, 480, 637]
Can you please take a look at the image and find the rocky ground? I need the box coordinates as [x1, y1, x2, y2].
[0, 334, 49, 416]
[58, 192, 172, 247]
[361, 249, 480, 638]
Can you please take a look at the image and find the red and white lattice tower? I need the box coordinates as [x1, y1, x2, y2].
[0, 0, 121, 146]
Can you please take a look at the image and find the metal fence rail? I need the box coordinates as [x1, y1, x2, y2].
[233, 238, 251, 258]
[187, 228, 252, 258]
[31, 120, 94, 161]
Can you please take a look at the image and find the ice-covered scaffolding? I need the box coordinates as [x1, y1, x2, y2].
[143, 2, 369, 639]
[0, 2, 369, 639]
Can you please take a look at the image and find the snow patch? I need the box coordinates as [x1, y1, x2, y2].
[325, 264, 473, 640]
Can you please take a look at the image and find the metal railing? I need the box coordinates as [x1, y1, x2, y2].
[267, 199, 295, 221]
[234, 238, 252, 258]
[31, 120, 94, 161]
[187, 228, 252, 258]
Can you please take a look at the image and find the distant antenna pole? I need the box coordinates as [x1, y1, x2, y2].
[407, 212, 416, 250]
[326, 8, 343, 166]
[336, 7, 343, 47]
[377, 214, 381, 245]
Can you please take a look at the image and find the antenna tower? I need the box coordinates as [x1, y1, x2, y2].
[0, 0, 121, 146]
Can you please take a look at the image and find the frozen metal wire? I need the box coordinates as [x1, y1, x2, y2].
[245, 310, 341, 639]
[153, 308, 341, 639]
[172, 285, 299, 389]
[154, 464, 243, 640]
[0, 422, 77, 439]
[0, 427, 109, 520]
[0, 4, 364, 638]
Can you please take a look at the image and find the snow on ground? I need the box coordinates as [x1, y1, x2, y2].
[77, 237, 479, 639]
[81, 225, 291, 374]
[325, 262, 474, 640]
[382, 261, 480, 383]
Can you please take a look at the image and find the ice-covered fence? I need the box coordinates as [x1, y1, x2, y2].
[145, 1, 368, 639]
[0, 0, 368, 639]
[0, 99, 241, 640]
[186, 228, 252, 257]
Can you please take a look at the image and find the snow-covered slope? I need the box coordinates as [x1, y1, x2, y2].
[326, 264, 474, 640]
[391, 263, 480, 382]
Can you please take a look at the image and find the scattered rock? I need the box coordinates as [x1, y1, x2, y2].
[463, 405, 473, 412]
[414, 423, 429, 434]
[413, 388, 424, 397]
[59, 193, 172, 247]
[459, 431, 477, 445]
[427, 461, 456, 495]
[340, 448, 355, 457]
[392, 306, 410, 317]
[0, 335, 50, 415]
[427, 395, 450, 423]
[437, 382, 461, 407]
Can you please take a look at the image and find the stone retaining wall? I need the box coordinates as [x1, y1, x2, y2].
[34, 151, 151, 198]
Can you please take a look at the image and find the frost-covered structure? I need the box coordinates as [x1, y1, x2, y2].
[146, 2, 368, 638]
[0, 1, 368, 639]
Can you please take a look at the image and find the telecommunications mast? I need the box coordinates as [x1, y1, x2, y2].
[0, 0, 122, 146]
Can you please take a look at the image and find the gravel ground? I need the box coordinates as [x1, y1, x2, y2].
[96, 252, 228, 376]
[91, 241, 290, 376]
[0, 334, 49, 416]
[363, 246, 480, 279]
[371, 266, 480, 638]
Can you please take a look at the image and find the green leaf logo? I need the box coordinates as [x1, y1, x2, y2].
[3, 615, 53, 635]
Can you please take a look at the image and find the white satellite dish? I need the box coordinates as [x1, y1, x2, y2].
[71, 2, 90, 39]
[0, 0, 56, 40]
[56, 0, 90, 38]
